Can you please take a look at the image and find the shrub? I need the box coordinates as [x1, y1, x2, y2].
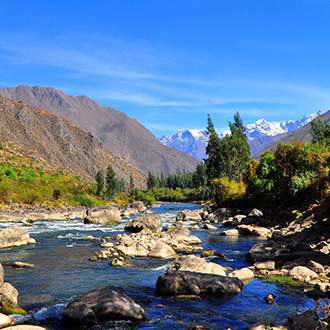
[246, 142, 330, 205]
[212, 177, 246, 205]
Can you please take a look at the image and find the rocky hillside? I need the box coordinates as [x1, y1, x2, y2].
[0, 95, 146, 187]
[0, 86, 199, 175]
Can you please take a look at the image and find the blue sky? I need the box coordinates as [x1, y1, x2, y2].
[0, 0, 330, 136]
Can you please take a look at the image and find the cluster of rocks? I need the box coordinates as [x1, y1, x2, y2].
[91, 214, 202, 261]
[0, 206, 85, 223]
[0, 263, 45, 329]
[0, 201, 149, 225]
[247, 216, 330, 292]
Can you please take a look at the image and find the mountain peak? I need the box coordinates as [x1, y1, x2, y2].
[160, 111, 325, 159]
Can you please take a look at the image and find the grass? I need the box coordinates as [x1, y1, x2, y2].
[260, 275, 306, 287]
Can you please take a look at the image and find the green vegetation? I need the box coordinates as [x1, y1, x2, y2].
[1, 303, 28, 316]
[206, 112, 250, 181]
[260, 275, 305, 287]
[311, 118, 330, 147]
[212, 177, 246, 205]
[245, 142, 329, 206]
[0, 163, 112, 207]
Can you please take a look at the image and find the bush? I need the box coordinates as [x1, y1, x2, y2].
[212, 177, 246, 206]
[246, 142, 330, 205]
[0, 163, 106, 207]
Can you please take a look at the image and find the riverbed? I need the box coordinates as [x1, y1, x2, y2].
[0, 202, 315, 329]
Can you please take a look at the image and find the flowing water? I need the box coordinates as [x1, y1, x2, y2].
[0, 203, 315, 329]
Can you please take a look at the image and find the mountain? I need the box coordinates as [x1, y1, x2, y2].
[0, 86, 198, 175]
[160, 111, 325, 159]
[0, 95, 146, 187]
[160, 129, 208, 160]
[261, 110, 330, 152]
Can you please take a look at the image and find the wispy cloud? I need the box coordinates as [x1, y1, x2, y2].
[0, 31, 329, 132]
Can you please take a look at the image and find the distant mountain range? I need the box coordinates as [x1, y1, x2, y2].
[0, 85, 198, 175]
[160, 111, 326, 159]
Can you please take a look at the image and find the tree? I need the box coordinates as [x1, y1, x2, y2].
[311, 118, 330, 147]
[147, 172, 159, 190]
[226, 112, 250, 181]
[95, 169, 105, 195]
[105, 165, 117, 197]
[205, 114, 222, 180]
[192, 163, 208, 188]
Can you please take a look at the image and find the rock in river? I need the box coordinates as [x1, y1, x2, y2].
[63, 286, 145, 326]
[229, 267, 254, 281]
[148, 242, 177, 259]
[122, 201, 147, 216]
[176, 209, 202, 222]
[84, 207, 121, 225]
[171, 255, 227, 276]
[0, 227, 36, 249]
[237, 224, 272, 238]
[125, 214, 162, 233]
[156, 271, 243, 297]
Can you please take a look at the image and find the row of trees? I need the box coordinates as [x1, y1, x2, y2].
[95, 165, 126, 198]
[144, 112, 250, 201]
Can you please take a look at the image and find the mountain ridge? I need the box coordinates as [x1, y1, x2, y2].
[0, 85, 198, 175]
[0, 95, 146, 187]
[160, 111, 326, 159]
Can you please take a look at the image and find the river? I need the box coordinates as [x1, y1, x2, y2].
[0, 202, 315, 329]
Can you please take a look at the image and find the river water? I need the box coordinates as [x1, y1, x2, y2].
[0, 203, 315, 329]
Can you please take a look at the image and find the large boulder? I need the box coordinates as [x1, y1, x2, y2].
[254, 261, 276, 271]
[84, 207, 121, 225]
[176, 210, 202, 222]
[221, 229, 239, 236]
[172, 255, 226, 276]
[156, 271, 243, 297]
[125, 214, 162, 233]
[122, 201, 147, 216]
[0, 227, 36, 249]
[148, 242, 177, 259]
[0, 282, 19, 306]
[229, 267, 254, 281]
[237, 225, 272, 238]
[289, 266, 318, 282]
[62, 286, 145, 326]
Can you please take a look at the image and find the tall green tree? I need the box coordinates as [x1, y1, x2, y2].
[147, 172, 159, 190]
[226, 112, 250, 181]
[311, 118, 330, 147]
[105, 165, 117, 197]
[205, 114, 222, 180]
[192, 162, 208, 188]
[95, 169, 105, 195]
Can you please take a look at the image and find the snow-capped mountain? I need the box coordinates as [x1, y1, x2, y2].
[160, 129, 208, 160]
[160, 111, 324, 160]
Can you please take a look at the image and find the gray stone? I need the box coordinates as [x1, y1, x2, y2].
[63, 286, 145, 326]
[156, 271, 243, 297]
